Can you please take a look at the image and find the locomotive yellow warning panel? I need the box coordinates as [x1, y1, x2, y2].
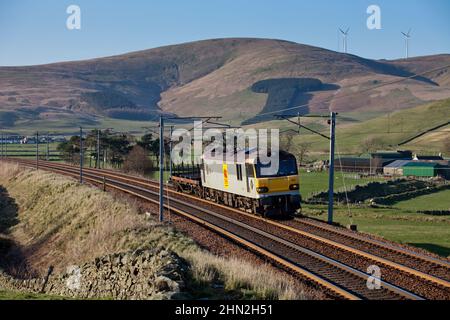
[223, 164, 229, 189]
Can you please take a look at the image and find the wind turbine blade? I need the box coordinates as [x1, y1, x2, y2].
[339, 28, 345, 34]
[407, 28, 412, 36]
[401, 32, 407, 37]
[345, 27, 350, 34]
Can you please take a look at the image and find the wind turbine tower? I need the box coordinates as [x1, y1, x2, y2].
[401, 29, 412, 59]
[339, 27, 350, 54]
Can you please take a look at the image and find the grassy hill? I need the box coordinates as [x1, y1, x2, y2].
[276, 98, 450, 155]
[1, 38, 450, 130]
[387, 54, 450, 86]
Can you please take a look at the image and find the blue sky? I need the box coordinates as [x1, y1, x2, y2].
[1, 0, 449, 66]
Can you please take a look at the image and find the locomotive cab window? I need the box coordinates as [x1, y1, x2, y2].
[255, 158, 298, 178]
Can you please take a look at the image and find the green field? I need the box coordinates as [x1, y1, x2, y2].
[1, 114, 155, 135]
[1, 143, 61, 161]
[302, 205, 450, 257]
[285, 99, 450, 155]
[300, 170, 450, 257]
[394, 189, 450, 211]
[299, 169, 386, 199]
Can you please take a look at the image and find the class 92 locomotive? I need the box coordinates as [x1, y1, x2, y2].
[171, 149, 301, 216]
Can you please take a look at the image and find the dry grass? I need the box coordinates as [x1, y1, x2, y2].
[182, 249, 307, 300]
[0, 162, 315, 299]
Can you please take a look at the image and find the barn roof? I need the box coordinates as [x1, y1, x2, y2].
[403, 162, 439, 168]
[384, 160, 412, 168]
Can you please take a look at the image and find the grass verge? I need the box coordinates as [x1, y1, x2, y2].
[302, 204, 450, 257]
[0, 162, 312, 300]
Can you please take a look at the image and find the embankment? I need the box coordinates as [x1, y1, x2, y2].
[0, 162, 312, 300]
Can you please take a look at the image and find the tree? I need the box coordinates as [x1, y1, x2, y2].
[137, 133, 155, 152]
[360, 137, 386, 155]
[296, 142, 312, 166]
[137, 133, 171, 166]
[281, 133, 295, 152]
[57, 136, 82, 164]
[105, 134, 132, 167]
[123, 145, 154, 174]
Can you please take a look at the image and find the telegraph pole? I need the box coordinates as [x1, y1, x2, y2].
[96, 129, 100, 169]
[80, 127, 83, 183]
[169, 125, 173, 179]
[327, 112, 336, 225]
[159, 116, 164, 222]
[2, 132, 5, 158]
[36, 132, 39, 170]
[4, 134, 7, 157]
[46, 133, 50, 161]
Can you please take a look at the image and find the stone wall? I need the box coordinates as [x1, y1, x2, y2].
[0, 248, 188, 300]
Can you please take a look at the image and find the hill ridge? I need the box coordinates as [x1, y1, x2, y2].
[1, 38, 449, 127]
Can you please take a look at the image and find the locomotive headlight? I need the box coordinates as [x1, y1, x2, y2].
[289, 184, 299, 190]
[256, 187, 269, 194]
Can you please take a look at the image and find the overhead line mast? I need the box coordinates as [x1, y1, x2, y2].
[276, 112, 337, 225]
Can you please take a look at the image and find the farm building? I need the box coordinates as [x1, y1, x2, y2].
[402, 162, 440, 178]
[383, 160, 412, 176]
[413, 154, 444, 161]
[336, 157, 371, 173]
[370, 150, 413, 174]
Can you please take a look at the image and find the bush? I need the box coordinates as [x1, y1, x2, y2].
[123, 145, 154, 174]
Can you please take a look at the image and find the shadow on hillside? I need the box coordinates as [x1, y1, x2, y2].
[243, 78, 340, 125]
[408, 243, 450, 258]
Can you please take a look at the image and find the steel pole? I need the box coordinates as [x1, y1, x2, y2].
[327, 112, 336, 225]
[36, 132, 39, 170]
[169, 125, 173, 180]
[1, 133, 3, 158]
[159, 116, 164, 222]
[80, 127, 83, 183]
[46, 134, 50, 161]
[96, 129, 100, 169]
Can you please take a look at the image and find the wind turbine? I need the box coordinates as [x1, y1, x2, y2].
[339, 27, 350, 54]
[401, 29, 412, 59]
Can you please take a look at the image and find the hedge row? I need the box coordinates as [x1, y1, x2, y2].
[371, 184, 450, 205]
[418, 210, 450, 216]
[307, 179, 439, 204]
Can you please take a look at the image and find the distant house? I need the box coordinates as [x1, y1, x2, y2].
[383, 160, 412, 176]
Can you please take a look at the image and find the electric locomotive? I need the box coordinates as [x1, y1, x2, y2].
[171, 149, 301, 216]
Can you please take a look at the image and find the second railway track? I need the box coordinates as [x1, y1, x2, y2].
[5, 158, 450, 300]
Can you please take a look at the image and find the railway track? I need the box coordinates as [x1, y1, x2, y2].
[4, 158, 450, 300]
[85, 163, 450, 281]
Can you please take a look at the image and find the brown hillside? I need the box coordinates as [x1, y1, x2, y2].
[1, 38, 449, 125]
